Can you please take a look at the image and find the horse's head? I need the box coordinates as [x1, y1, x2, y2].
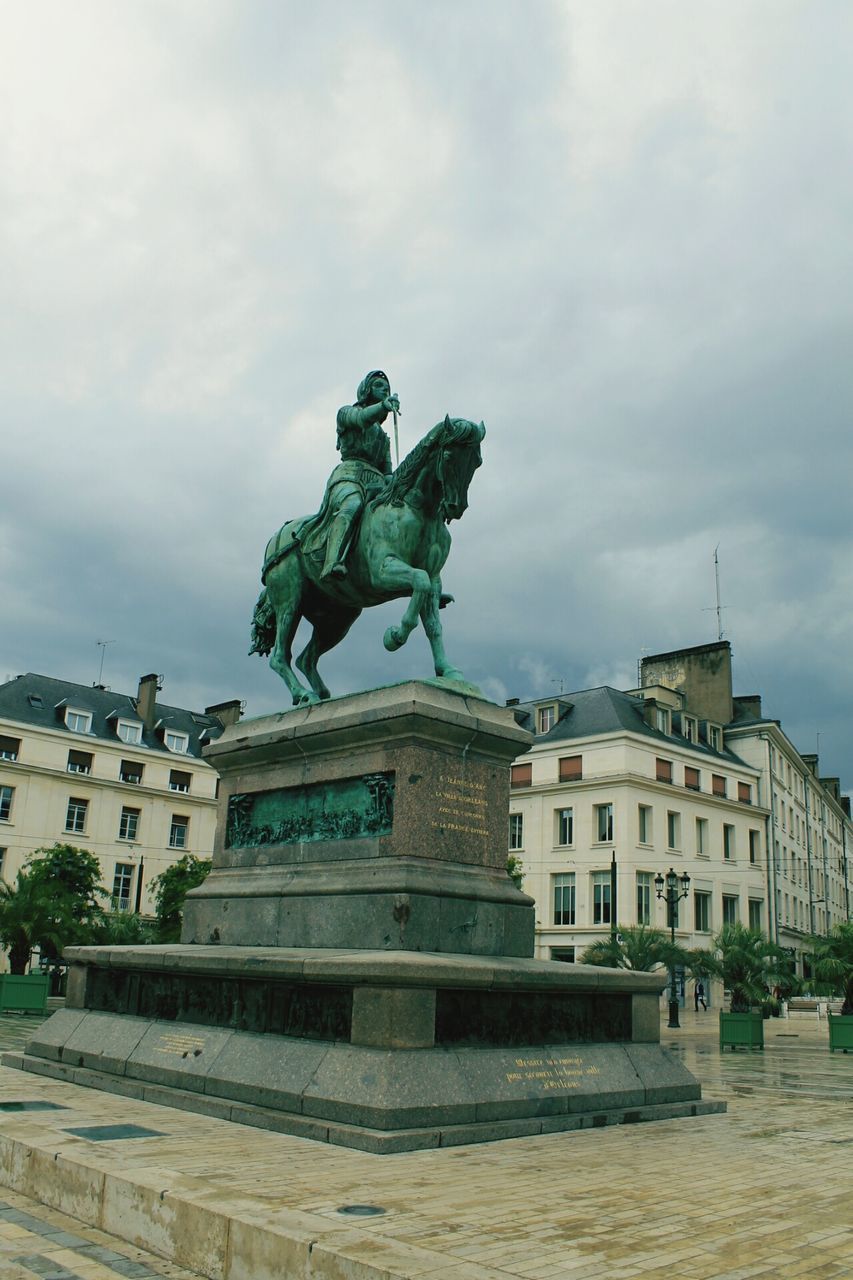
[436, 416, 485, 522]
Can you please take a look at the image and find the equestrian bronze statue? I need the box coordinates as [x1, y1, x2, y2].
[250, 371, 485, 705]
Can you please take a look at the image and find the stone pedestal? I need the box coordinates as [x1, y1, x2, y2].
[7, 682, 724, 1151]
[182, 682, 535, 956]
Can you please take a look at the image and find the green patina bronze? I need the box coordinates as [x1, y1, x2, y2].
[250, 371, 485, 704]
[226, 771, 395, 849]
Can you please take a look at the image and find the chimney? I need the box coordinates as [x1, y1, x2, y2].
[732, 695, 762, 721]
[136, 674, 160, 731]
[801, 753, 819, 778]
[205, 698, 243, 728]
[640, 642, 733, 725]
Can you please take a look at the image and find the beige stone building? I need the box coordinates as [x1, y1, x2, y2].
[0, 672, 240, 930]
[508, 642, 851, 985]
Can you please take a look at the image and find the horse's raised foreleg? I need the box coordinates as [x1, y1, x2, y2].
[420, 577, 465, 681]
[379, 558, 432, 652]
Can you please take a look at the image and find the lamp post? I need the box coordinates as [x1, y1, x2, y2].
[655, 867, 691, 1029]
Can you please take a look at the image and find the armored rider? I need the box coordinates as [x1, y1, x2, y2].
[319, 369, 398, 581]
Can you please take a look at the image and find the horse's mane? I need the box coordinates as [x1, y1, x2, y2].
[380, 417, 479, 506]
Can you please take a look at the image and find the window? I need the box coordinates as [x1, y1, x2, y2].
[684, 766, 700, 791]
[120, 760, 143, 785]
[550, 947, 575, 963]
[508, 813, 523, 850]
[65, 797, 88, 833]
[738, 782, 752, 805]
[553, 873, 576, 925]
[0, 786, 13, 822]
[667, 811, 681, 849]
[708, 726, 721, 751]
[712, 774, 726, 798]
[65, 709, 92, 734]
[118, 807, 140, 841]
[510, 763, 531, 789]
[558, 755, 582, 782]
[165, 731, 189, 754]
[117, 720, 143, 745]
[67, 749, 93, 775]
[722, 894, 739, 926]
[169, 769, 192, 794]
[636, 872, 652, 925]
[694, 891, 711, 932]
[638, 804, 652, 844]
[655, 707, 670, 734]
[0, 735, 20, 761]
[537, 705, 555, 734]
[656, 758, 673, 783]
[592, 872, 612, 925]
[27, 693, 43, 708]
[0, 848, 5, 877]
[169, 815, 189, 849]
[696, 817, 708, 856]
[723, 824, 735, 861]
[595, 802, 613, 843]
[556, 807, 573, 846]
[749, 830, 760, 865]
[112, 863, 134, 910]
[682, 717, 696, 743]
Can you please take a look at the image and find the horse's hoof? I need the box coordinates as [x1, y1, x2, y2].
[384, 626, 404, 652]
[295, 691, 320, 706]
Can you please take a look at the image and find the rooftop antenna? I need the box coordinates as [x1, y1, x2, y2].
[551, 677, 565, 695]
[95, 639, 116, 687]
[637, 647, 650, 687]
[702, 546, 728, 641]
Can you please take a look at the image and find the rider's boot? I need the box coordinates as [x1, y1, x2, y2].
[320, 514, 352, 581]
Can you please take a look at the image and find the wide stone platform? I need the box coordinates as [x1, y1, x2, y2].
[7, 682, 723, 1151]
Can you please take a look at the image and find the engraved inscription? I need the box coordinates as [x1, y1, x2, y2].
[504, 1054, 602, 1090]
[155, 1032, 207, 1057]
[226, 772, 395, 848]
[431, 773, 489, 837]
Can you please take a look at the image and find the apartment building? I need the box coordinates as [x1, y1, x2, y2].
[0, 671, 240, 924]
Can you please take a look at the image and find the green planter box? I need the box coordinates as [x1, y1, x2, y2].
[719, 1010, 764, 1051]
[0, 972, 49, 1013]
[828, 1013, 853, 1053]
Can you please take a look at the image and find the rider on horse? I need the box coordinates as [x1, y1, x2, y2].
[307, 370, 399, 581]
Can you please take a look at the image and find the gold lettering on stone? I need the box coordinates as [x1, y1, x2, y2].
[504, 1054, 595, 1090]
[431, 774, 489, 836]
[155, 1033, 207, 1057]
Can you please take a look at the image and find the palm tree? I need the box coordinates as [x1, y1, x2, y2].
[581, 924, 689, 972]
[808, 922, 853, 1016]
[0, 872, 65, 974]
[691, 924, 792, 1013]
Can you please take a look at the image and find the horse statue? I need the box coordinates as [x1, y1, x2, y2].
[250, 415, 485, 705]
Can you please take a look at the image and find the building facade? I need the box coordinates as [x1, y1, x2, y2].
[0, 672, 240, 928]
[509, 642, 851, 981]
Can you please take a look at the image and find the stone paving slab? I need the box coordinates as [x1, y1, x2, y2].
[0, 1009, 850, 1280]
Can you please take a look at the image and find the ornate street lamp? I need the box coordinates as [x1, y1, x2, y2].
[655, 867, 691, 1029]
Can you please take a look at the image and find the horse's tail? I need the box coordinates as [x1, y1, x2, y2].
[248, 587, 276, 657]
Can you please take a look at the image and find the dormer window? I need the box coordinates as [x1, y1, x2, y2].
[708, 725, 721, 751]
[116, 719, 143, 745]
[165, 730, 189, 754]
[655, 707, 670, 734]
[682, 716, 696, 742]
[537, 705, 556, 734]
[65, 708, 92, 734]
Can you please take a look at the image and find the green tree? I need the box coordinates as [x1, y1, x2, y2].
[808, 922, 853, 1015]
[506, 854, 524, 890]
[23, 843, 107, 958]
[581, 924, 688, 972]
[690, 924, 792, 1013]
[0, 871, 65, 974]
[151, 855, 211, 942]
[92, 911, 157, 946]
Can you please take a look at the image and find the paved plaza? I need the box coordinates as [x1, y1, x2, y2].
[0, 1004, 850, 1280]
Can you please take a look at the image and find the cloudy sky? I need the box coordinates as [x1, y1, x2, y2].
[2, 1, 851, 788]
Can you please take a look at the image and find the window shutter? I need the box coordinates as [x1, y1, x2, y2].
[510, 763, 532, 788]
[559, 755, 582, 782]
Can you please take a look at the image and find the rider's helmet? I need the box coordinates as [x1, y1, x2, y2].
[356, 370, 390, 405]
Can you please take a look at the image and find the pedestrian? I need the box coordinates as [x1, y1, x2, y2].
[694, 980, 707, 1012]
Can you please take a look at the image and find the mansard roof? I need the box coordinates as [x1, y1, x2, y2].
[513, 685, 748, 766]
[0, 672, 224, 760]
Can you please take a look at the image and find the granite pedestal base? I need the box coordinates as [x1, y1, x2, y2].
[7, 946, 724, 1153]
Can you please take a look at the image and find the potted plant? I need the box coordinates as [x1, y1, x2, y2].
[808, 923, 853, 1053]
[0, 872, 59, 1012]
[692, 924, 792, 1051]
